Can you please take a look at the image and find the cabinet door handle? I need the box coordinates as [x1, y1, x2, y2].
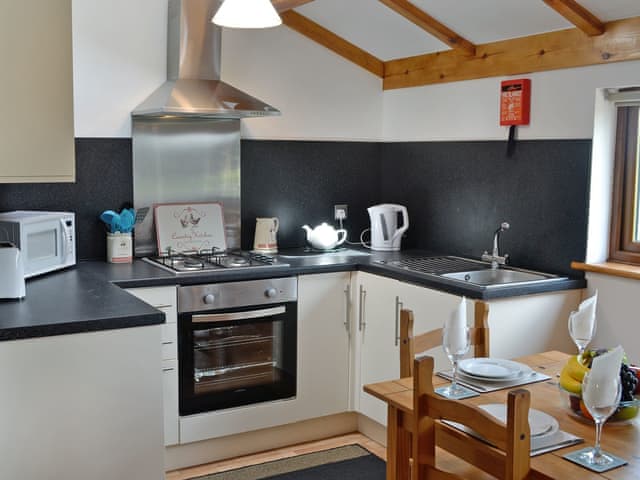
[358, 285, 366, 331]
[395, 296, 403, 346]
[162, 367, 175, 372]
[344, 284, 351, 336]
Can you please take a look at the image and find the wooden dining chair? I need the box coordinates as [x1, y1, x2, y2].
[412, 355, 531, 480]
[399, 303, 490, 378]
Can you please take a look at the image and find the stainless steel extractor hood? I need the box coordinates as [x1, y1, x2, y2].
[132, 0, 280, 119]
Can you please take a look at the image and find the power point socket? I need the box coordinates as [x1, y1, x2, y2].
[334, 204, 348, 221]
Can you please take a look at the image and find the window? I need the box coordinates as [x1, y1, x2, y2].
[610, 105, 640, 263]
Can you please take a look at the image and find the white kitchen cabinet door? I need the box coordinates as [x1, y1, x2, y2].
[355, 271, 403, 426]
[0, 326, 164, 480]
[297, 272, 351, 419]
[487, 290, 581, 359]
[398, 282, 464, 372]
[126, 286, 179, 446]
[0, 0, 75, 182]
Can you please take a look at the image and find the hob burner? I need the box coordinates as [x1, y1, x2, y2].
[143, 248, 288, 275]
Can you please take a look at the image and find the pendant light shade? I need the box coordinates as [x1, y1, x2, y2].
[212, 0, 282, 29]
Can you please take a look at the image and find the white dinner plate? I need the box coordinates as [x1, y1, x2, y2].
[479, 404, 559, 438]
[459, 357, 530, 380]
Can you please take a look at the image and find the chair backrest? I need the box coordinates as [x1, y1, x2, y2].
[412, 355, 531, 480]
[399, 303, 490, 378]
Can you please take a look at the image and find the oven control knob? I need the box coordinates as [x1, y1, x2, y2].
[203, 293, 216, 305]
[265, 287, 278, 298]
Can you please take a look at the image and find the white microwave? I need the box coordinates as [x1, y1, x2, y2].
[0, 211, 76, 278]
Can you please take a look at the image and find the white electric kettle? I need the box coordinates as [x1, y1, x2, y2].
[367, 204, 409, 251]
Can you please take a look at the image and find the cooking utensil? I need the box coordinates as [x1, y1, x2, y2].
[119, 208, 135, 233]
[100, 210, 121, 233]
[134, 207, 149, 227]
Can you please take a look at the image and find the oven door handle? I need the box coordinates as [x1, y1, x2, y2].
[192, 306, 286, 323]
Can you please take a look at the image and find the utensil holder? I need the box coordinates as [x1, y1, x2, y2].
[107, 232, 132, 264]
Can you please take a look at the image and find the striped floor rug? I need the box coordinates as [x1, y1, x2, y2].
[191, 444, 385, 480]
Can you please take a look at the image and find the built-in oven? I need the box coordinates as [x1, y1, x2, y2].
[177, 277, 297, 416]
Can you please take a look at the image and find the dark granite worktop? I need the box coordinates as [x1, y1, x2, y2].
[0, 248, 585, 341]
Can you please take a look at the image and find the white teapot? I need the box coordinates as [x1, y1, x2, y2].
[302, 223, 347, 250]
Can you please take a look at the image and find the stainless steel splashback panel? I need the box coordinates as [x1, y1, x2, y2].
[132, 117, 241, 256]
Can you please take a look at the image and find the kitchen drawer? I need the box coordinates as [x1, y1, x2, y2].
[162, 324, 177, 360]
[126, 286, 177, 323]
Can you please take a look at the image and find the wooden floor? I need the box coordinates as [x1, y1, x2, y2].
[165, 433, 386, 480]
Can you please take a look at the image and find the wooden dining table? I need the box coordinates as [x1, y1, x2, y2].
[363, 351, 640, 480]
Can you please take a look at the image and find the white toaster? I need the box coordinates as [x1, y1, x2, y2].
[0, 242, 26, 299]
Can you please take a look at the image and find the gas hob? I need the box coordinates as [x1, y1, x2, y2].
[143, 249, 288, 275]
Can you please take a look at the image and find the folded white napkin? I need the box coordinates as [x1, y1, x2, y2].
[584, 345, 623, 407]
[569, 291, 597, 341]
[445, 297, 468, 352]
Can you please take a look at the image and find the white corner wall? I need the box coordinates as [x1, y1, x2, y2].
[221, 27, 383, 141]
[72, 0, 167, 138]
[72, 0, 640, 143]
[381, 60, 640, 141]
[586, 88, 617, 263]
[583, 275, 640, 364]
[72, 0, 382, 140]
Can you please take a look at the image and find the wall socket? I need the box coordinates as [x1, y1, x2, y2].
[334, 204, 348, 221]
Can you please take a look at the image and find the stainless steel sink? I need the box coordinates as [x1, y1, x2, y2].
[441, 268, 558, 286]
[377, 255, 566, 288]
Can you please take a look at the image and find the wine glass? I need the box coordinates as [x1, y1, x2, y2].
[580, 371, 622, 465]
[442, 322, 470, 396]
[568, 310, 596, 360]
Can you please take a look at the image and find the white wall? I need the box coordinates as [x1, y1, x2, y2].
[221, 27, 382, 141]
[72, 1, 640, 143]
[72, 0, 382, 140]
[382, 60, 640, 141]
[72, 0, 166, 138]
[586, 89, 617, 263]
[584, 274, 640, 364]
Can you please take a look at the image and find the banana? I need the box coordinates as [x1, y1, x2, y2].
[566, 355, 589, 382]
[559, 366, 582, 395]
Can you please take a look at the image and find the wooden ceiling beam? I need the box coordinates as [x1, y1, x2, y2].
[378, 0, 476, 55]
[281, 10, 384, 77]
[384, 15, 640, 90]
[542, 0, 605, 36]
[271, 0, 314, 13]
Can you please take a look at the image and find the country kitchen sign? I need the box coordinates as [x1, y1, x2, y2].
[154, 202, 227, 253]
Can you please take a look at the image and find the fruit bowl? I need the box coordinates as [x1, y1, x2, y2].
[558, 385, 640, 424]
[558, 352, 640, 424]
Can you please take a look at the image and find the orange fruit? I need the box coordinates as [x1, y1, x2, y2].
[579, 401, 594, 421]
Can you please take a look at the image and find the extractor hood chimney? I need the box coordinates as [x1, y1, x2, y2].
[132, 0, 280, 118]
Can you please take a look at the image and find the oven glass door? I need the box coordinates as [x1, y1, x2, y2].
[179, 302, 296, 415]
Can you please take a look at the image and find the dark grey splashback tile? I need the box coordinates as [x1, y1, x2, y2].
[0, 138, 133, 260]
[379, 140, 591, 276]
[0, 137, 591, 277]
[241, 140, 382, 249]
